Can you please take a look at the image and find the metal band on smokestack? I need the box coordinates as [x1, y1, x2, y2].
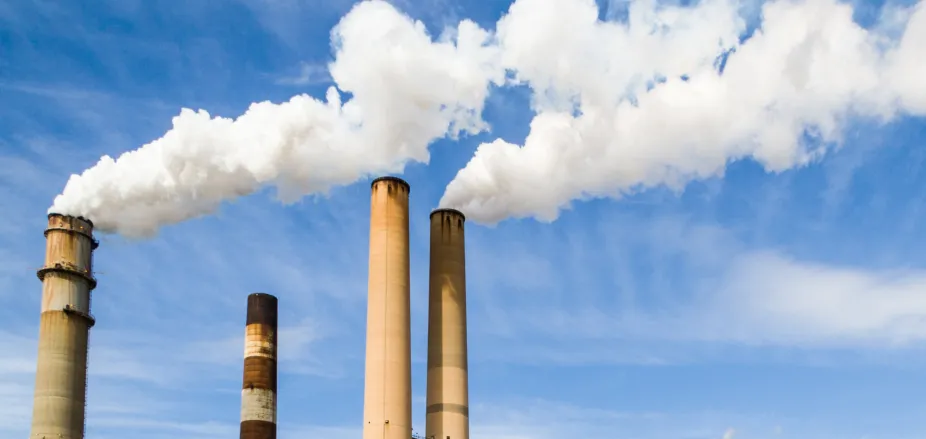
[363, 176, 412, 439]
[240, 293, 278, 439]
[425, 208, 470, 439]
[30, 214, 99, 439]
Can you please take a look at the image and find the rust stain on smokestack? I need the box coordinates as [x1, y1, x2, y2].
[425, 208, 469, 439]
[240, 292, 278, 439]
[363, 176, 412, 439]
[30, 213, 98, 439]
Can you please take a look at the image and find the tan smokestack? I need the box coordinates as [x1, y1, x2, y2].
[363, 176, 412, 439]
[240, 292, 278, 439]
[425, 208, 469, 439]
[30, 214, 99, 439]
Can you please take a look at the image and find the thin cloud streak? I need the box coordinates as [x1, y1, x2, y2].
[468, 398, 792, 439]
[465, 208, 926, 366]
[275, 61, 333, 86]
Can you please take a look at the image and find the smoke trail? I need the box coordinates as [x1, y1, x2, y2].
[49, 0, 502, 237]
[440, 0, 926, 223]
[50, 0, 926, 233]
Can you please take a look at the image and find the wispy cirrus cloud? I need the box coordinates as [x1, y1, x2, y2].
[233, 0, 356, 50]
[468, 398, 784, 439]
[479, 247, 926, 347]
[464, 198, 926, 369]
[275, 61, 333, 86]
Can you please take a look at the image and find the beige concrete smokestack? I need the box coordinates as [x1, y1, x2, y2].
[30, 214, 98, 439]
[240, 292, 278, 439]
[363, 176, 412, 439]
[425, 208, 469, 439]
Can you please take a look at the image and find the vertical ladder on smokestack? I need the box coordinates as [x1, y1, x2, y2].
[83, 277, 91, 439]
[83, 335, 90, 438]
[87, 242, 97, 438]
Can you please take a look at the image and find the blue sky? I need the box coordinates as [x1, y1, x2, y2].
[2, 0, 926, 438]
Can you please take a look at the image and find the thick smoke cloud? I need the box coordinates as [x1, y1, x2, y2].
[51, 0, 926, 234]
[440, 0, 926, 223]
[49, 0, 502, 236]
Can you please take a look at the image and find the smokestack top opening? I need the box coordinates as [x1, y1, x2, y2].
[44, 213, 99, 250]
[248, 292, 278, 301]
[371, 176, 410, 193]
[246, 293, 278, 327]
[47, 212, 94, 228]
[429, 208, 465, 222]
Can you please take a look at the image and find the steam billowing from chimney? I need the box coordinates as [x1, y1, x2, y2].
[49, 0, 502, 237]
[439, 0, 926, 223]
[49, 0, 926, 233]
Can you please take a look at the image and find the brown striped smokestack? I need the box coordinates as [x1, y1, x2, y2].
[425, 208, 469, 439]
[363, 176, 412, 439]
[240, 293, 278, 439]
[30, 214, 98, 439]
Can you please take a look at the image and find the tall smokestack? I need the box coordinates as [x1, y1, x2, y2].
[363, 176, 412, 439]
[240, 293, 278, 439]
[425, 208, 469, 439]
[30, 214, 98, 439]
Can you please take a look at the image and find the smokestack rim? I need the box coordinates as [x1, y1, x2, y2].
[370, 176, 410, 193]
[429, 208, 465, 221]
[246, 292, 278, 327]
[248, 292, 278, 301]
[47, 212, 95, 228]
[45, 213, 99, 250]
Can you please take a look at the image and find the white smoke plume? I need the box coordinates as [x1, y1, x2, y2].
[49, 0, 502, 236]
[50, 0, 926, 233]
[440, 0, 926, 223]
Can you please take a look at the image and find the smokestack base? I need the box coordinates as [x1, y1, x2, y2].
[429, 208, 465, 221]
[371, 176, 410, 193]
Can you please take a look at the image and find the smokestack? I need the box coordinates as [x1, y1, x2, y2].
[240, 293, 278, 439]
[425, 208, 469, 439]
[30, 214, 98, 439]
[363, 176, 412, 439]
